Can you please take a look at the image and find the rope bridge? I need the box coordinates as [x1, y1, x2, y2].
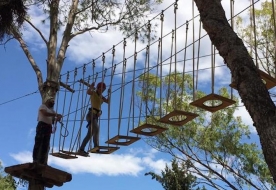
[49, 0, 276, 159]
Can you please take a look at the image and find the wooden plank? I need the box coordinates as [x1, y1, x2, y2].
[4, 162, 72, 187]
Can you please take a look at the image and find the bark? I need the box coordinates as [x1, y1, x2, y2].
[193, 0, 276, 182]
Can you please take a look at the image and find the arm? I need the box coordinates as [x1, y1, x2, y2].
[87, 82, 95, 95]
[102, 96, 109, 104]
[102, 88, 111, 104]
[40, 108, 62, 121]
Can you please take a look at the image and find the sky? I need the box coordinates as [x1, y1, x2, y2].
[0, 0, 271, 189]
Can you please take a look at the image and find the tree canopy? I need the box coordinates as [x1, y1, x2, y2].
[145, 159, 206, 190]
[137, 72, 275, 189]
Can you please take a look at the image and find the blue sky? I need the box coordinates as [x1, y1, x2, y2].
[0, 0, 268, 189]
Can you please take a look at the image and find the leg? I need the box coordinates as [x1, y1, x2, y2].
[32, 123, 43, 163]
[92, 117, 99, 148]
[79, 122, 93, 150]
[40, 134, 51, 164]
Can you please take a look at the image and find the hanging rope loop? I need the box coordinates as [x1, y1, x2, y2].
[160, 10, 164, 22]
[174, 0, 178, 13]
[112, 45, 115, 56]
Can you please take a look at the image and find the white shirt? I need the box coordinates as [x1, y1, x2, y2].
[37, 104, 55, 125]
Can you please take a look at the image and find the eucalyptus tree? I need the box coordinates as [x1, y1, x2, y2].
[137, 73, 275, 189]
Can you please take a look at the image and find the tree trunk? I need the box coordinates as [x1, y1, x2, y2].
[193, 0, 276, 182]
[28, 181, 44, 190]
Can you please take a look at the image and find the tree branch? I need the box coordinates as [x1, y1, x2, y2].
[10, 27, 43, 94]
[24, 19, 48, 45]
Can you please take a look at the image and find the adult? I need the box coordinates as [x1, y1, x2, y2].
[32, 97, 62, 164]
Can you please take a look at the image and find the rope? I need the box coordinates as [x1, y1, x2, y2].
[251, 0, 259, 68]
[61, 69, 77, 151]
[128, 31, 138, 135]
[159, 10, 164, 118]
[145, 21, 151, 119]
[117, 39, 127, 136]
[181, 20, 189, 110]
[107, 46, 116, 142]
[195, 20, 202, 100]
[58, 72, 70, 151]
[165, 29, 175, 114]
[151, 38, 161, 117]
[192, 0, 195, 102]
[174, 0, 178, 109]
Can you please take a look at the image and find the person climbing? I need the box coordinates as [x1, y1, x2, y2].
[79, 82, 109, 156]
[33, 96, 62, 164]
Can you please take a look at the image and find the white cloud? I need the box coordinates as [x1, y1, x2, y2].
[9, 148, 169, 176]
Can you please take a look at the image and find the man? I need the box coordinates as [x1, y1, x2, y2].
[79, 82, 109, 156]
[32, 97, 62, 164]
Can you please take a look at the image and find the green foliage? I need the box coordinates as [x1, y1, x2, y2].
[235, 0, 276, 76]
[145, 159, 205, 190]
[137, 72, 276, 189]
[0, 162, 17, 190]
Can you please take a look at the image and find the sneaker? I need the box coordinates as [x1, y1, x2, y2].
[78, 149, 89, 156]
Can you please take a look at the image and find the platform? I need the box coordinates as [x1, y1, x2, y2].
[4, 163, 72, 188]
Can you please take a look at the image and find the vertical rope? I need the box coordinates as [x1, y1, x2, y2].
[165, 29, 174, 114]
[152, 38, 161, 117]
[96, 53, 106, 147]
[230, 0, 234, 99]
[138, 45, 149, 127]
[251, 0, 259, 68]
[271, 0, 276, 77]
[129, 31, 138, 134]
[192, 0, 195, 101]
[195, 20, 202, 101]
[146, 20, 151, 118]
[181, 20, 189, 110]
[58, 72, 70, 151]
[51, 76, 61, 153]
[174, 0, 178, 109]
[62, 68, 78, 152]
[117, 39, 127, 135]
[107, 46, 116, 142]
[159, 10, 164, 118]
[211, 44, 215, 95]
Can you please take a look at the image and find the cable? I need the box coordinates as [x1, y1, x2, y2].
[0, 90, 39, 106]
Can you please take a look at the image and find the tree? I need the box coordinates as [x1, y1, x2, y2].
[145, 159, 205, 190]
[0, 0, 26, 41]
[235, 0, 276, 76]
[137, 72, 275, 189]
[0, 162, 17, 190]
[1, 0, 163, 189]
[194, 0, 276, 183]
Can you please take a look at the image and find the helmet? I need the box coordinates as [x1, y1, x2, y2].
[97, 82, 106, 89]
